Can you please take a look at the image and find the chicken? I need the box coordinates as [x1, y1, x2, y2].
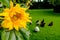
[48, 21, 53, 26]
[36, 20, 41, 26]
[40, 19, 45, 27]
[34, 26, 40, 32]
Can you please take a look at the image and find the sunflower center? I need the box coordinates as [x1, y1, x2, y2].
[13, 15, 17, 18]
[11, 12, 22, 22]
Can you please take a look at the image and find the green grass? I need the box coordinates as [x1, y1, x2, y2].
[29, 9, 60, 40]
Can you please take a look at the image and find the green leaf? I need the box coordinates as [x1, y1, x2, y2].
[1, 30, 6, 40]
[20, 4, 27, 8]
[0, 0, 2, 3]
[0, 2, 4, 13]
[20, 28, 30, 40]
[1, 30, 10, 40]
[15, 30, 24, 40]
[1, 0, 10, 8]
[12, 0, 16, 4]
[0, 30, 2, 40]
[6, 32, 10, 40]
[0, 8, 4, 13]
[8, 31, 16, 40]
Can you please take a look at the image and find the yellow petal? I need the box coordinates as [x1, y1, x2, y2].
[10, 1, 13, 8]
[14, 26, 19, 31]
[1, 20, 13, 28]
[9, 26, 13, 30]
[15, 4, 20, 9]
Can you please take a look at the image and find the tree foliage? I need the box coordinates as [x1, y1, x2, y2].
[50, 0, 60, 5]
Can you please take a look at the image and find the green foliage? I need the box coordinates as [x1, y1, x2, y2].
[0, 0, 10, 8]
[15, 30, 24, 40]
[0, 28, 30, 40]
[20, 28, 30, 40]
[0, 8, 4, 13]
[49, 0, 55, 5]
[8, 31, 16, 40]
[0, 0, 10, 12]
[50, 0, 60, 5]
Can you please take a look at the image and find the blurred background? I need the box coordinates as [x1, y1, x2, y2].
[29, 0, 60, 13]
[0, 0, 60, 40]
[0, 0, 60, 13]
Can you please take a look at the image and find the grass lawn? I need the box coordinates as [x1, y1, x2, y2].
[29, 9, 60, 40]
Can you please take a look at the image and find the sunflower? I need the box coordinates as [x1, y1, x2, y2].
[0, 1, 31, 31]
